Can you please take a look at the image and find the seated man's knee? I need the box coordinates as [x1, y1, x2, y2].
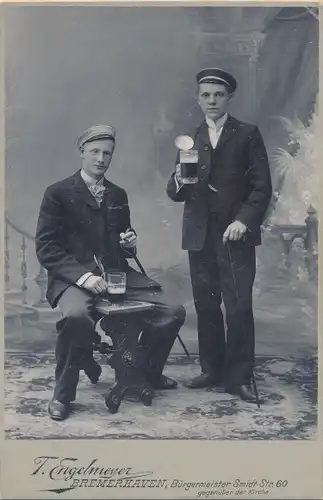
[65, 301, 93, 323]
[169, 304, 186, 325]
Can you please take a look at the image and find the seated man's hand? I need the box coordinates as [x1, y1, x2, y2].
[223, 221, 247, 245]
[120, 229, 137, 249]
[82, 275, 109, 295]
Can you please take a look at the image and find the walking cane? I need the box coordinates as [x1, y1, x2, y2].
[226, 241, 261, 408]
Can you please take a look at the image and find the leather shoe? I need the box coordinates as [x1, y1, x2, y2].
[150, 375, 178, 390]
[87, 363, 102, 385]
[48, 399, 70, 421]
[226, 384, 263, 404]
[185, 373, 222, 389]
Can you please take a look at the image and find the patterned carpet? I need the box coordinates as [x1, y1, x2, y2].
[4, 352, 317, 440]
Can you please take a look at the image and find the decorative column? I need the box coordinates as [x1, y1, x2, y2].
[34, 265, 48, 307]
[305, 205, 318, 281]
[21, 236, 27, 304]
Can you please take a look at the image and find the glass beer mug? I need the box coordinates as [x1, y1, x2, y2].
[179, 149, 199, 184]
[175, 135, 198, 185]
[106, 271, 127, 296]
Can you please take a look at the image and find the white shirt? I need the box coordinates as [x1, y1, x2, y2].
[80, 169, 105, 186]
[206, 113, 228, 149]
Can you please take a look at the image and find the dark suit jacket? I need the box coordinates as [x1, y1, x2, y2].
[35, 170, 160, 308]
[166, 115, 272, 250]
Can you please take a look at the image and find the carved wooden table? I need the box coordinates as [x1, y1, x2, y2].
[94, 298, 157, 414]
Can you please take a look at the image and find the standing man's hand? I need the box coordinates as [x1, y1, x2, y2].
[175, 164, 184, 187]
[82, 275, 109, 294]
[120, 228, 137, 249]
[223, 221, 247, 245]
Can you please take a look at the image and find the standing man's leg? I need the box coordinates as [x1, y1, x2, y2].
[49, 286, 98, 420]
[186, 228, 226, 388]
[216, 237, 257, 401]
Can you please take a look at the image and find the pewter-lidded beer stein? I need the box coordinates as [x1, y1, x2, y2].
[175, 135, 198, 184]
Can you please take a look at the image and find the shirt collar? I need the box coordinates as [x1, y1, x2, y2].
[206, 113, 228, 131]
[80, 169, 105, 186]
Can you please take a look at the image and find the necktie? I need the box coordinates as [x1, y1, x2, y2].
[87, 184, 106, 205]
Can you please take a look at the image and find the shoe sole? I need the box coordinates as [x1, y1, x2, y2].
[152, 385, 178, 390]
[186, 383, 221, 389]
[240, 396, 264, 405]
[48, 402, 70, 421]
[225, 390, 262, 404]
[48, 411, 68, 421]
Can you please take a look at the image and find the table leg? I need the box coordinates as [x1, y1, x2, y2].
[100, 315, 154, 413]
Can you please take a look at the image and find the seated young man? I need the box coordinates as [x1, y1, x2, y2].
[35, 125, 186, 421]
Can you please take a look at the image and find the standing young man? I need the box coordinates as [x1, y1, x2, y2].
[167, 69, 272, 403]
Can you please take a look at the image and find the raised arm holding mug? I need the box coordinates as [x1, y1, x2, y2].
[167, 68, 272, 403]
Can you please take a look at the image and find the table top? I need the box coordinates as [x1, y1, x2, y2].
[96, 298, 156, 316]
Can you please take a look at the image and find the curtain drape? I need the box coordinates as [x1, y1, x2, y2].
[254, 7, 318, 156]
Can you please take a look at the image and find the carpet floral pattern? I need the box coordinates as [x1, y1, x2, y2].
[4, 353, 317, 440]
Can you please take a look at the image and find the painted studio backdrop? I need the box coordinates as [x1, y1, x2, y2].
[4, 5, 318, 357]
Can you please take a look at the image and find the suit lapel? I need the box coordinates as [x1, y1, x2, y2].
[195, 122, 212, 184]
[102, 178, 119, 225]
[215, 114, 238, 149]
[196, 121, 211, 150]
[71, 171, 118, 212]
[194, 115, 238, 188]
[69, 172, 105, 256]
[71, 170, 101, 210]
[197, 114, 238, 152]
[69, 173, 120, 263]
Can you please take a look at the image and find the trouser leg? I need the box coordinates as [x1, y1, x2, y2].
[141, 303, 186, 382]
[188, 229, 226, 378]
[215, 238, 256, 388]
[54, 286, 97, 403]
[124, 288, 186, 382]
